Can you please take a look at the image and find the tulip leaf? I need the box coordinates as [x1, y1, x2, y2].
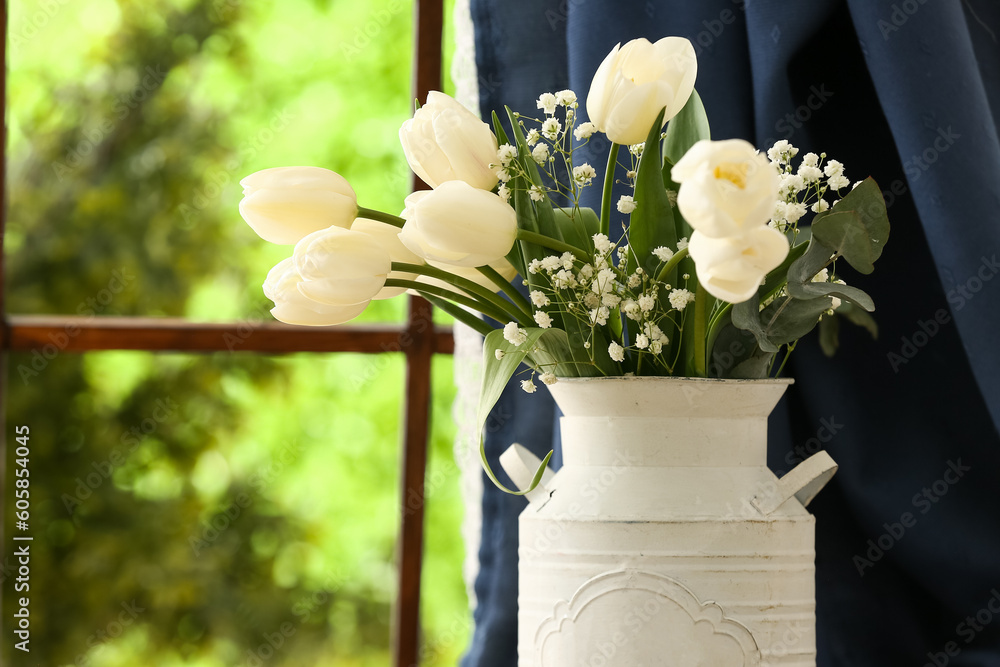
[787, 237, 875, 311]
[491, 110, 510, 146]
[552, 206, 598, 253]
[627, 108, 677, 277]
[663, 88, 710, 166]
[661, 157, 691, 242]
[477, 327, 572, 494]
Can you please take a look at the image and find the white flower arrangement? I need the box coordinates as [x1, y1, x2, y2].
[239, 36, 891, 493]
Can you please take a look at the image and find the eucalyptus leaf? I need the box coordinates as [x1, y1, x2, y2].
[731, 293, 779, 353]
[836, 301, 879, 339]
[760, 295, 834, 345]
[811, 211, 879, 275]
[818, 312, 840, 357]
[787, 237, 875, 311]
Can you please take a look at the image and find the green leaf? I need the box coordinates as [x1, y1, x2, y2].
[708, 314, 774, 379]
[491, 110, 509, 146]
[552, 206, 598, 252]
[477, 328, 556, 494]
[811, 211, 878, 275]
[818, 313, 840, 357]
[823, 177, 890, 270]
[787, 237, 876, 311]
[836, 301, 879, 340]
[627, 108, 677, 277]
[662, 89, 710, 165]
[731, 292, 780, 353]
[760, 295, 834, 346]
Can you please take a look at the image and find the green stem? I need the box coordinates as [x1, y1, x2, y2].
[516, 230, 591, 262]
[477, 265, 532, 314]
[384, 278, 512, 324]
[392, 262, 532, 326]
[422, 294, 494, 337]
[357, 207, 405, 229]
[773, 341, 797, 377]
[599, 143, 620, 237]
[693, 279, 708, 377]
[655, 246, 689, 283]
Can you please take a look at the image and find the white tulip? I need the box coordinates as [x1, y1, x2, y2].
[291, 226, 391, 307]
[239, 166, 358, 245]
[399, 180, 518, 268]
[672, 139, 780, 238]
[263, 258, 370, 326]
[400, 91, 499, 190]
[350, 217, 424, 299]
[586, 37, 698, 146]
[688, 227, 789, 304]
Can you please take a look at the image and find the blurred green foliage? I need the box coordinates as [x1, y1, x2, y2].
[4, 0, 468, 665]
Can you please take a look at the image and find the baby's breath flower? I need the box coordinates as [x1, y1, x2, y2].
[494, 349, 505, 360]
[531, 143, 550, 166]
[798, 164, 823, 182]
[578, 264, 595, 280]
[627, 273, 642, 289]
[802, 152, 819, 167]
[677, 237, 689, 250]
[540, 372, 557, 385]
[617, 195, 637, 214]
[540, 255, 562, 272]
[541, 118, 562, 140]
[649, 340, 663, 354]
[823, 160, 844, 177]
[785, 202, 807, 223]
[497, 144, 517, 166]
[530, 290, 550, 307]
[592, 233, 612, 254]
[779, 173, 805, 195]
[629, 142, 645, 157]
[495, 169, 511, 183]
[536, 93, 557, 115]
[573, 163, 597, 185]
[534, 311, 553, 328]
[602, 293, 621, 308]
[573, 122, 596, 140]
[498, 184, 511, 202]
[529, 185, 545, 201]
[527, 258, 542, 274]
[652, 246, 674, 262]
[583, 292, 600, 309]
[626, 170, 637, 179]
[590, 306, 610, 326]
[503, 321, 527, 346]
[622, 299, 641, 321]
[828, 174, 850, 190]
[668, 288, 695, 311]
[555, 89, 577, 106]
[635, 333, 650, 349]
[521, 378, 537, 393]
[638, 294, 656, 312]
[608, 341, 625, 362]
[526, 129, 541, 146]
[811, 198, 830, 213]
[560, 252, 575, 269]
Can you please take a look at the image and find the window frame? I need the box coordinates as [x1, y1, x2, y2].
[0, 2, 447, 665]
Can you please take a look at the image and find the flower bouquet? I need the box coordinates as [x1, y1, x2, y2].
[239, 36, 889, 495]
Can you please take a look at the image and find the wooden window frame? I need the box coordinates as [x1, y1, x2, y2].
[0, 2, 448, 665]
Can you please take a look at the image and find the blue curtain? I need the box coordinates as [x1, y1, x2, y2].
[466, 1, 1000, 664]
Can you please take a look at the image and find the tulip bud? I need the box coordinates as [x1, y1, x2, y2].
[400, 91, 499, 190]
[672, 139, 780, 238]
[350, 217, 424, 299]
[263, 258, 370, 326]
[239, 166, 358, 245]
[586, 37, 698, 146]
[399, 180, 517, 268]
[292, 226, 392, 307]
[688, 227, 790, 304]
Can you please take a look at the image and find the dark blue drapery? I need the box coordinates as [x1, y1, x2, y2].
[466, 1, 1000, 664]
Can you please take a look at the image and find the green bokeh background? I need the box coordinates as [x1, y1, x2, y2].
[4, 0, 470, 664]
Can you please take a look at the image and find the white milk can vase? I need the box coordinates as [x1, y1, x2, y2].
[500, 376, 838, 667]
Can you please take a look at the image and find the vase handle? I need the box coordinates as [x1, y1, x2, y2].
[500, 444, 555, 503]
[752, 451, 838, 516]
